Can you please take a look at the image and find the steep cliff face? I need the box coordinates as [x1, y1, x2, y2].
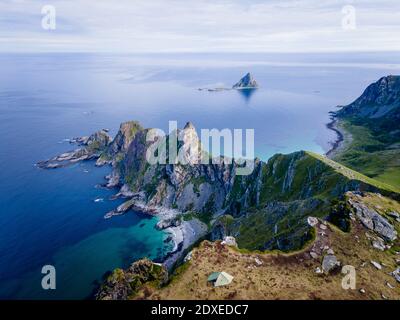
[38, 119, 399, 252]
[336, 75, 400, 121]
[231, 151, 397, 251]
[102, 120, 397, 251]
[96, 121, 144, 166]
[112, 122, 262, 215]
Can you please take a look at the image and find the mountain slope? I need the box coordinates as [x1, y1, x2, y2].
[332, 75, 400, 189]
[228, 151, 399, 252]
[100, 191, 400, 300]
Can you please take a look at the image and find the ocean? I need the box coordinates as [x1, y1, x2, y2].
[0, 52, 398, 299]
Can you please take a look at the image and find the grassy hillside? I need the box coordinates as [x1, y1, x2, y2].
[230, 151, 399, 252]
[332, 75, 400, 190]
[129, 214, 400, 300]
[332, 120, 400, 190]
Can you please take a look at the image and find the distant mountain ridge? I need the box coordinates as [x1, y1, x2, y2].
[336, 75, 400, 119]
[332, 75, 400, 188]
[335, 75, 400, 139]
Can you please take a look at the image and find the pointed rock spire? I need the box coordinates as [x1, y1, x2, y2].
[233, 72, 259, 89]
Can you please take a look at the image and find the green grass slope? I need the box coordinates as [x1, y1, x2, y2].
[233, 151, 399, 252]
[333, 119, 400, 190]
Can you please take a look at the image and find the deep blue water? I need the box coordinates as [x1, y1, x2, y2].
[0, 52, 399, 299]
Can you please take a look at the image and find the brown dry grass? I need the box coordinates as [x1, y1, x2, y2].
[135, 215, 400, 300]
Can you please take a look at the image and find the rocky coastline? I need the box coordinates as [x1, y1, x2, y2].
[103, 194, 208, 270]
[325, 115, 352, 159]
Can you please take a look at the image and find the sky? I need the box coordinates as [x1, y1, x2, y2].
[0, 0, 399, 53]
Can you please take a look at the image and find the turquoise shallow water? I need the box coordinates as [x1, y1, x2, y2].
[13, 215, 167, 300]
[0, 52, 398, 299]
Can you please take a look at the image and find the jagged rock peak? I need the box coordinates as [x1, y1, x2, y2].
[109, 120, 144, 155]
[184, 121, 196, 130]
[233, 72, 259, 89]
[179, 121, 201, 164]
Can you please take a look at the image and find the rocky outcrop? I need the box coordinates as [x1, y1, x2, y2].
[37, 129, 111, 168]
[232, 73, 258, 89]
[104, 198, 137, 219]
[335, 75, 400, 119]
[155, 216, 182, 230]
[96, 258, 168, 300]
[392, 268, 400, 283]
[347, 194, 397, 241]
[221, 236, 237, 247]
[108, 121, 143, 157]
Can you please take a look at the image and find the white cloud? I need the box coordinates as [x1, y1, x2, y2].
[0, 0, 399, 52]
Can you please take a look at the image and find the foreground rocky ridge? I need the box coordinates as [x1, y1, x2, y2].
[96, 258, 168, 300]
[98, 192, 400, 300]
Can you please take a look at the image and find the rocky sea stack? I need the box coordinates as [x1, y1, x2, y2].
[232, 72, 259, 89]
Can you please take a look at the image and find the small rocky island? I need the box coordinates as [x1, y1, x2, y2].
[232, 72, 258, 89]
[198, 72, 259, 91]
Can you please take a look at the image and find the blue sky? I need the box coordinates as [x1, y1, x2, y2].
[1, 0, 399, 52]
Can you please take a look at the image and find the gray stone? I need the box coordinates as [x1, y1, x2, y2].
[392, 268, 400, 283]
[348, 199, 397, 241]
[221, 236, 238, 247]
[307, 216, 318, 227]
[372, 239, 385, 251]
[183, 251, 193, 262]
[310, 251, 319, 259]
[370, 260, 382, 270]
[322, 254, 340, 273]
[388, 211, 400, 219]
[254, 257, 263, 266]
